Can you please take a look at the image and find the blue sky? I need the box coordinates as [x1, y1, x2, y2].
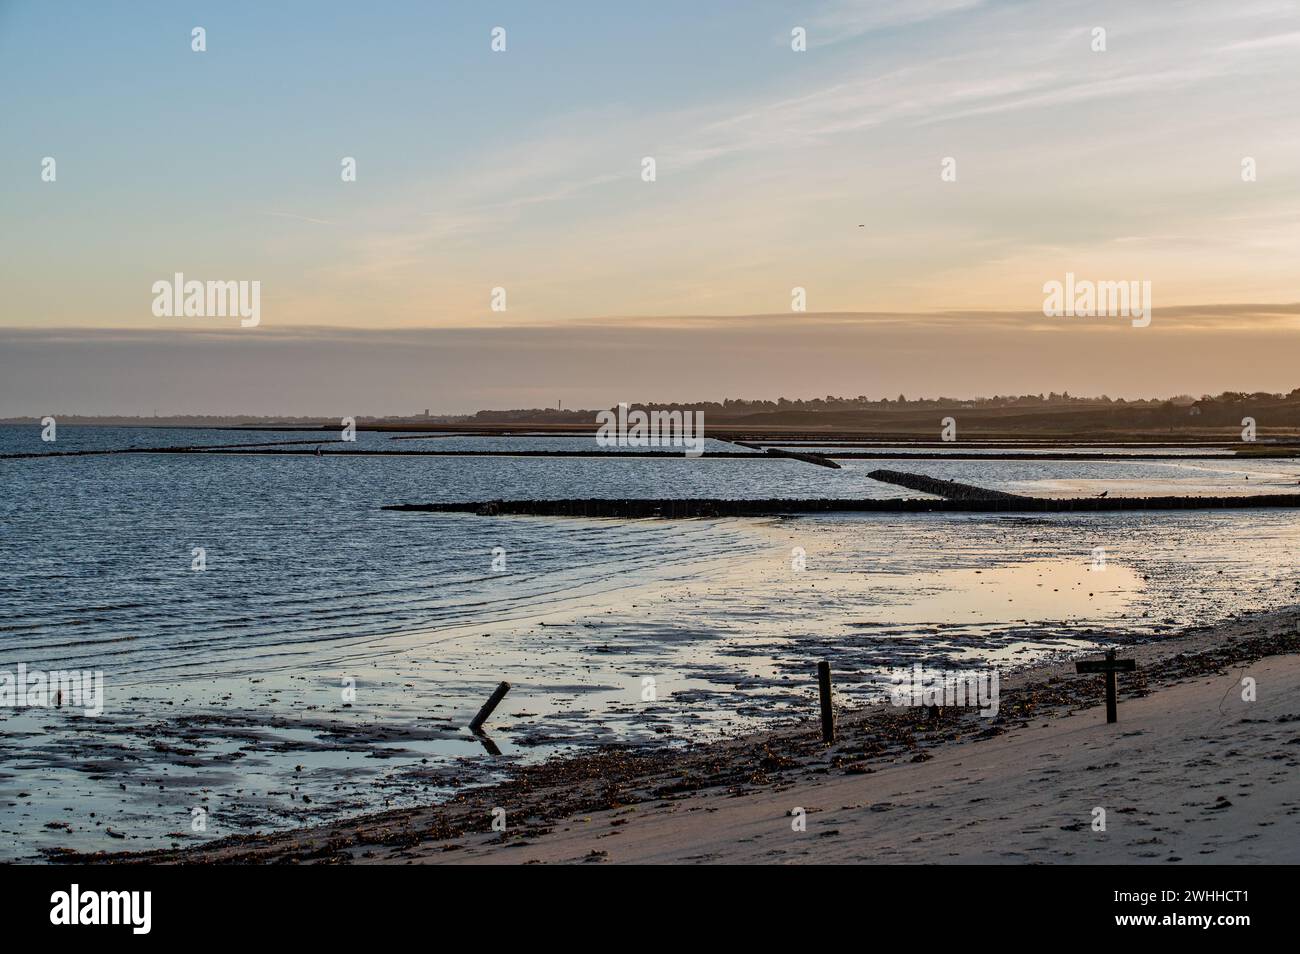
[2, 1, 1299, 411]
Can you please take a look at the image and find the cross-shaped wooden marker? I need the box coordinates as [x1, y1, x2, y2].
[1075, 648, 1136, 723]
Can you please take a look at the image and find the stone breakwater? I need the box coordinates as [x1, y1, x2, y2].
[383, 493, 1300, 519]
[864, 469, 1026, 500]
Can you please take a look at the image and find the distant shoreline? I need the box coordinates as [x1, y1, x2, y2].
[2, 419, 1296, 445]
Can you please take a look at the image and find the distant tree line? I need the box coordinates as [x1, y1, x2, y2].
[471, 389, 1300, 422]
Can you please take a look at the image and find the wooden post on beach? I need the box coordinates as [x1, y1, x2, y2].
[469, 681, 511, 733]
[1075, 649, 1135, 724]
[817, 660, 835, 743]
[1104, 652, 1118, 723]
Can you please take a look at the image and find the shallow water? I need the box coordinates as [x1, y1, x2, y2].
[891, 456, 1300, 497]
[766, 444, 1238, 457]
[2, 424, 1299, 860]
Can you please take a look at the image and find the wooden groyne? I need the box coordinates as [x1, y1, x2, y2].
[866, 469, 1027, 501]
[0, 438, 337, 461]
[384, 494, 1300, 518]
[1, 447, 764, 461]
[7, 444, 1269, 463]
[762, 447, 841, 469]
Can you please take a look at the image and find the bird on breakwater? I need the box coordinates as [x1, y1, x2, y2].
[1098, 490, 1109, 498]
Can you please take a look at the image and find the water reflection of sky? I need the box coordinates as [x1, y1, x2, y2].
[4, 427, 1300, 860]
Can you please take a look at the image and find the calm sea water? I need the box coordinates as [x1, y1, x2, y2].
[3, 424, 1299, 859]
[1, 427, 780, 681]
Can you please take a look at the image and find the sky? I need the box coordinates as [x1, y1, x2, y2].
[2, 0, 1299, 414]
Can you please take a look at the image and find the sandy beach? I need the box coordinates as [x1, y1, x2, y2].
[77, 606, 1299, 865]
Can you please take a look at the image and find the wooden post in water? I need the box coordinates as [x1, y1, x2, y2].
[469, 681, 511, 733]
[817, 660, 834, 743]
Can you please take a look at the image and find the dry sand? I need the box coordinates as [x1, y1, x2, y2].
[85, 608, 1300, 865]
[423, 653, 1299, 865]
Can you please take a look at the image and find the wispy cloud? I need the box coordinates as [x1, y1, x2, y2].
[1220, 29, 1300, 52]
[8, 302, 1300, 415]
[8, 0, 1299, 336]
[807, 0, 985, 45]
[260, 211, 335, 227]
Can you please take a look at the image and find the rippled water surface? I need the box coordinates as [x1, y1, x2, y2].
[2, 425, 1298, 860]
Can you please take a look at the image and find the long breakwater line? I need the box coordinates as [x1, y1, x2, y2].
[384, 494, 1300, 519]
[6, 446, 1274, 462]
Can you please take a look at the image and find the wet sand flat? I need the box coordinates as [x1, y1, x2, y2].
[91, 609, 1300, 865]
